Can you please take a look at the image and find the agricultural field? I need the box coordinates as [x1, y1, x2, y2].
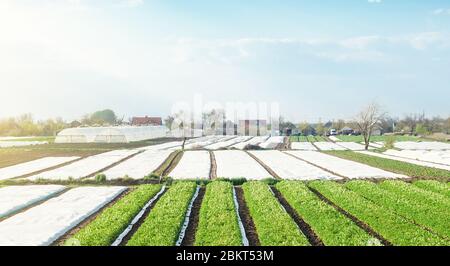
[0, 179, 448, 246]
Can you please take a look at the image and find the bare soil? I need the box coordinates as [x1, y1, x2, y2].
[181, 187, 206, 246]
[235, 187, 260, 246]
[209, 151, 217, 179]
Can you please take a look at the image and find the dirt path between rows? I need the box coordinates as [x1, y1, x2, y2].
[209, 151, 217, 180]
[181, 187, 206, 246]
[161, 151, 184, 177]
[53, 187, 131, 246]
[235, 187, 260, 246]
[271, 186, 324, 246]
[307, 186, 392, 246]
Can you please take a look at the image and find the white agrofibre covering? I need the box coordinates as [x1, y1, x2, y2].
[169, 151, 211, 179]
[140, 141, 183, 151]
[204, 136, 254, 150]
[335, 142, 368, 151]
[367, 142, 384, 148]
[286, 151, 407, 179]
[314, 142, 347, 151]
[329, 136, 341, 142]
[394, 141, 450, 150]
[291, 142, 317, 151]
[102, 150, 173, 179]
[384, 150, 450, 166]
[214, 150, 272, 180]
[0, 141, 48, 148]
[0, 157, 80, 181]
[55, 126, 169, 143]
[249, 151, 340, 180]
[184, 136, 229, 149]
[357, 151, 450, 171]
[258, 136, 285, 149]
[0, 186, 126, 246]
[0, 185, 66, 218]
[28, 150, 139, 180]
[231, 136, 269, 150]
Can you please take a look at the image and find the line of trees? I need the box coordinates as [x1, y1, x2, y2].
[0, 109, 120, 137]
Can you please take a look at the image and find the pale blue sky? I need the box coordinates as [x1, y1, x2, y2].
[0, 0, 449, 122]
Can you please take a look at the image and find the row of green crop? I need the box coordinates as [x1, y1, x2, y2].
[242, 181, 310, 246]
[309, 181, 448, 246]
[326, 150, 450, 180]
[345, 180, 450, 239]
[195, 181, 242, 246]
[276, 181, 377, 246]
[413, 180, 450, 198]
[127, 182, 197, 246]
[66, 184, 162, 246]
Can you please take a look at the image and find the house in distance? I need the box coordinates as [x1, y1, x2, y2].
[131, 116, 163, 126]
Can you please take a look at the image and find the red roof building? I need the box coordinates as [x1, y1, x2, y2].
[131, 116, 162, 126]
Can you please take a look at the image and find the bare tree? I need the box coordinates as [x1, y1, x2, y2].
[354, 102, 385, 150]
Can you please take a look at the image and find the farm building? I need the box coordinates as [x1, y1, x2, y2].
[131, 116, 162, 126]
[238, 120, 267, 136]
[55, 126, 168, 143]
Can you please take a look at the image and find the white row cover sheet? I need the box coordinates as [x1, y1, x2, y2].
[214, 150, 272, 180]
[258, 136, 285, 149]
[394, 141, 450, 150]
[384, 150, 450, 167]
[314, 142, 348, 151]
[291, 142, 317, 151]
[231, 136, 269, 150]
[0, 186, 126, 246]
[329, 136, 341, 142]
[28, 150, 139, 180]
[204, 136, 240, 150]
[249, 151, 340, 180]
[0, 185, 66, 218]
[102, 150, 172, 179]
[140, 141, 183, 151]
[183, 136, 228, 149]
[285, 151, 407, 179]
[335, 142, 368, 151]
[169, 151, 211, 179]
[0, 157, 80, 181]
[356, 151, 450, 171]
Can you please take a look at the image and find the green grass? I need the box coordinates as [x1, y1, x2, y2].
[336, 135, 420, 143]
[346, 180, 450, 239]
[1, 136, 56, 143]
[413, 180, 450, 198]
[65, 184, 162, 246]
[276, 181, 376, 246]
[242, 181, 310, 246]
[309, 181, 448, 246]
[195, 181, 242, 246]
[126, 182, 197, 246]
[325, 150, 450, 180]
